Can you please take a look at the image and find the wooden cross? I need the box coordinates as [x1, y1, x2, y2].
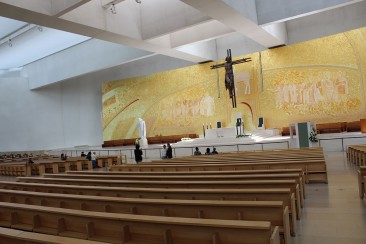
[211, 49, 252, 108]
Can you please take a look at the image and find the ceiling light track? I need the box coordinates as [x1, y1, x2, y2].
[0, 24, 43, 48]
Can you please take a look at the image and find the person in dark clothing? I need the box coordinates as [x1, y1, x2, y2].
[86, 152, 92, 161]
[81, 152, 86, 157]
[134, 144, 143, 163]
[212, 147, 218, 154]
[205, 148, 212, 155]
[194, 147, 202, 155]
[60, 153, 67, 160]
[166, 143, 173, 159]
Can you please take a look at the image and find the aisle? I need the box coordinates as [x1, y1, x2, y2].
[293, 152, 366, 244]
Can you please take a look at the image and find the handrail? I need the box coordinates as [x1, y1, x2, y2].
[46, 140, 290, 161]
[319, 135, 366, 151]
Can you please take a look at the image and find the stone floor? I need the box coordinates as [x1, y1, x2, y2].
[0, 151, 365, 243]
[292, 151, 366, 244]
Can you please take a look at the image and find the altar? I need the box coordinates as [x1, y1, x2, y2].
[205, 126, 243, 139]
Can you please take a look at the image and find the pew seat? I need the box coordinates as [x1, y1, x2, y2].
[0, 226, 104, 244]
[0, 188, 291, 242]
[0, 202, 281, 244]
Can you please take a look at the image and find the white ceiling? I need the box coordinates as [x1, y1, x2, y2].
[0, 0, 365, 84]
[0, 16, 25, 37]
[0, 16, 90, 70]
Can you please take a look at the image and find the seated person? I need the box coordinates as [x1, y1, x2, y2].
[194, 147, 202, 155]
[81, 152, 87, 157]
[205, 148, 212, 155]
[212, 147, 218, 154]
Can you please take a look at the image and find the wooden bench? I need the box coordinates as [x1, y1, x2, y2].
[0, 202, 280, 244]
[45, 172, 306, 206]
[347, 145, 366, 166]
[0, 188, 291, 242]
[364, 176, 366, 200]
[150, 156, 325, 164]
[358, 166, 366, 198]
[96, 156, 121, 167]
[0, 180, 298, 235]
[16, 177, 303, 220]
[110, 160, 328, 183]
[67, 168, 304, 175]
[0, 226, 105, 244]
[154, 148, 324, 163]
[125, 147, 325, 165]
[0, 157, 92, 176]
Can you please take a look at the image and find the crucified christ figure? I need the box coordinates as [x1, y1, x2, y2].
[211, 49, 251, 108]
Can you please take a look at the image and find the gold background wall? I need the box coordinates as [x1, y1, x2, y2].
[102, 27, 366, 140]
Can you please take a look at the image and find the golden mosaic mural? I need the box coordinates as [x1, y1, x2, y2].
[103, 27, 366, 140]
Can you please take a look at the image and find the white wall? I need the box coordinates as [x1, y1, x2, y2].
[0, 76, 64, 151]
[0, 54, 194, 152]
[0, 75, 103, 151]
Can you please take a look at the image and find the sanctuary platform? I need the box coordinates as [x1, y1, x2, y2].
[51, 131, 366, 163]
[175, 128, 284, 148]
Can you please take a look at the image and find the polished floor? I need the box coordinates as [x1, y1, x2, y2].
[292, 152, 366, 244]
[0, 151, 365, 243]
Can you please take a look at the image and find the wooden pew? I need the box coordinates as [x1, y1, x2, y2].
[0, 188, 291, 242]
[0, 226, 105, 244]
[348, 145, 366, 166]
[45, 172, 306, 205]
[159, 148, 324, 163]
[110, 160, 328, 183]
[364, 176, 366, 200]
[0, 180, 297, 235]
[0, 158, 91, 176]
[16, 177, 302, 215]
[151, 148, 325, 164]
[96, 156, 122, 167]
[148, 158, 325, 165]
[0, 202, 280, 244]
[16, 177, 302, 221]
[66, 168, 304, 176]
[357, 166, 366, 198]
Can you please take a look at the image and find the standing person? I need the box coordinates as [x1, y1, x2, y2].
[194, 147, 202, 155]
[166, 143, 173, 159]
[86, 152, 92, 161]
[134, 144, 143, 163]
[61, 153, 67, 160]
[91, 152, 98, 169]
[161, 144, 167, 159]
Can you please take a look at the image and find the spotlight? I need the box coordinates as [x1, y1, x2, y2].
[8, 39, 12, 47]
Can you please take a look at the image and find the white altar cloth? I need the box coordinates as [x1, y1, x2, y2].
[205, 126, 243, 139]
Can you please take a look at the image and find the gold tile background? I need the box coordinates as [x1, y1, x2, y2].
[103, 27, 366, 140]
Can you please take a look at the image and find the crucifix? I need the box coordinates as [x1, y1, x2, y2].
[211, 49, 252, 108]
